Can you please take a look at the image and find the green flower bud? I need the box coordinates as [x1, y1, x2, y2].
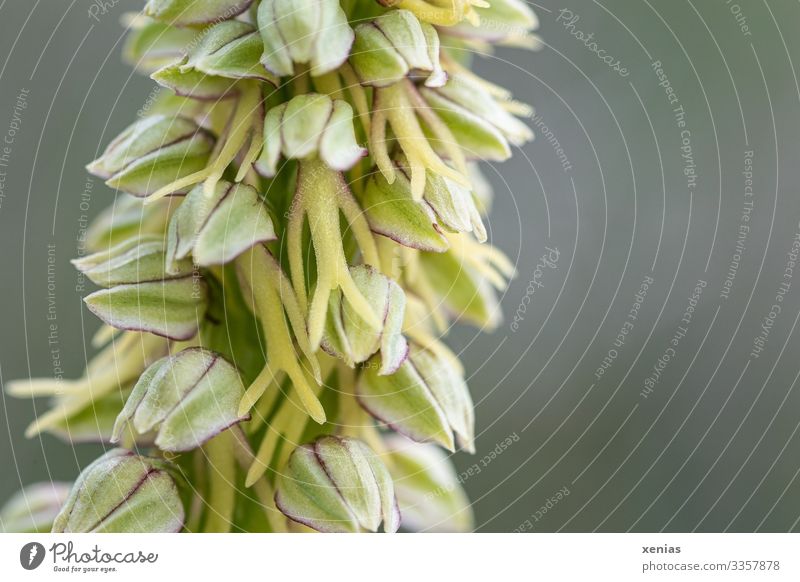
[322, 265, 408, 375]
[0, 482, 71, 533]
[72, 236, 194, 287]
[361, 169, 449, 252]
[360, 155, 486, 251]
[357, 344, 475, 452]
[52, 449, 184, 533]
[144, 0, 252, 27]
[153, 21, 277, 99]
[123, 14, 200, 74]
[350, 10, 446, 88]
[166, 181, 276, 272]
[255, 93, 365, 177]
[274, 436, 400, 533]
[111, 348, 248, 452]
[384, 435, 474, 532]
[84, 276, 208, 341]
[257, 0, 354, 77]
[87, 115, 215, 197]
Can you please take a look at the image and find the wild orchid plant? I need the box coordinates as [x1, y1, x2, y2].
[2, 0, 537, 533]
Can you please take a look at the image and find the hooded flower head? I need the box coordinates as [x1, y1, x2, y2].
[52, 449, 184, 533]
[258, 0, 354, 77]
[274, 436, 400, 532]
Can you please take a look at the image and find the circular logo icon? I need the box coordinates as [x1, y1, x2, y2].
[20, 542, 45, 570]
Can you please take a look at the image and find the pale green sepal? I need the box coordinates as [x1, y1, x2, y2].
[274, 443, 357, 533]
[152, 61, 239, 101]
[167, 181, 276, 271]
[409, 346, 475, 453]
[72, 238, 194, 287]
[350, 23, 407, 88]
[350, 10, 445, 87]
[84, 277, 207, 341]
[253, 103, 284, 177]
[282, 94, 333, 160]
[356, 355, 455, 451]
[183, 21, 277, 84]
[87, 115, 214, 197]
[421, 170, 487, 242]
[360, 172, 449, 253]
[314, 437, 382, 531]
[319, 101, 365, 172]
[255, 94, 365, 176]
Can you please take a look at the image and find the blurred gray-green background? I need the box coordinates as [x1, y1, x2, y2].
[2, 0, 800, 532]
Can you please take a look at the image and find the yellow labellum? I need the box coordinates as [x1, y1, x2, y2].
[237, 246, 324, 424]
[287, 158, 382, 351]
[145, 84, 262, 204]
